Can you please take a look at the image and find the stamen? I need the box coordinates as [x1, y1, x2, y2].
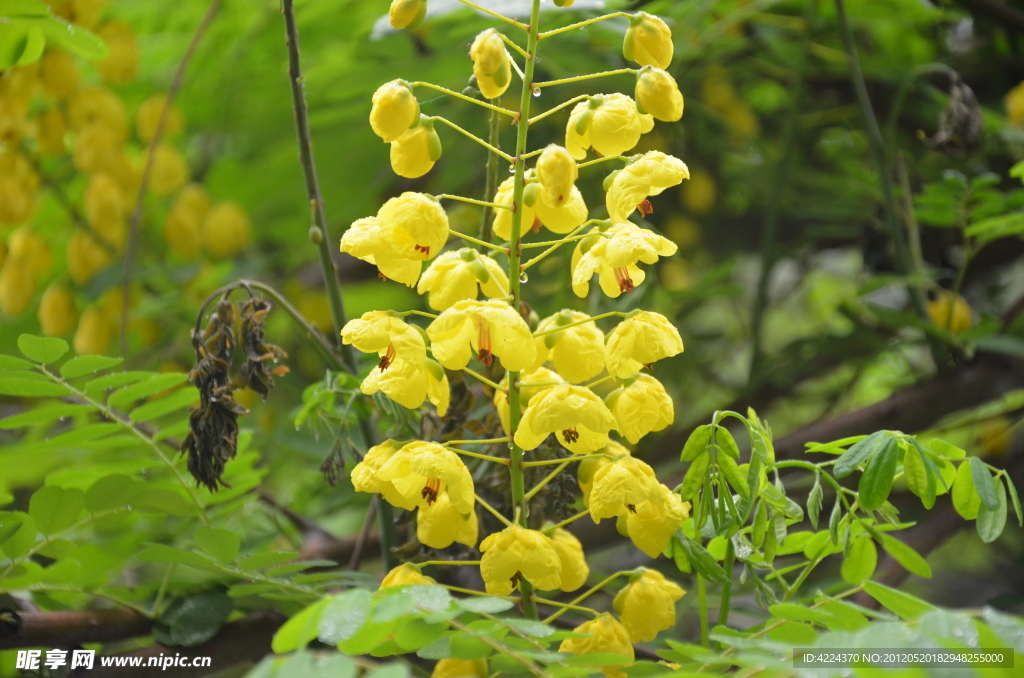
[532, 216, 542, 233]
[421, 478, 442, 505]
[637, 199, 654, 216]
[627, 504, 637, 513]
[562, 427, 579, 444]
[510, 571, 523, 588]
[378, 272, 388, 281]
[477, 321, 494, 366]
[614, 267, 636, 294]
[377, 344, 397, 371]
[415, 244, 431, 255]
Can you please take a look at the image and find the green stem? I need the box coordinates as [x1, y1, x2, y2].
[451, 230, 510, 253]
[528, 94, 589, 126]
[475, 493, 514, 527]
[480, 107, 502, 250]
[436, 194, 513, 210]
[719, 540, 735, 629]
[542, 571, 630, 624]
[698, 574, 710, 648]
[524, 459, 573, 501]
[543, 509, 590, 532]
[532, 311, 622, 337]
[453, 0, 528, 29]
[538, 12, 631, 39]
[507, 0, 543, 622]
[431, 116, 514, 161]
[411, 82, 517, 116]
[534, 69, 637, 88]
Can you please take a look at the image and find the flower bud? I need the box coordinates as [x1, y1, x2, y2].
[470, 29, 511, 100]
[136, 94, 184, 144]
[370, 80, 421, 143]
[39, 49, 80, 101]
[73, 306, 113, 356]
[0, 259, 36, 317]
[536, 145, 578, 207]
[635, 66, 683, 122]
[36, 108, 67, 156]
[149, 144, 189, 196]
[97, 20, 138, 85]
[38, 282, 78, 337]
[623, 12, 673, 69]
[389, 0, 427, 30]
[390, 116, 441, 178]
[553, 0, 575, 6]
[201, 202, 251, 260]
[67, 231, 112, 285]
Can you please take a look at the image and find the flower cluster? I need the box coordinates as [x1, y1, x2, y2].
[344, 0, 692, 668]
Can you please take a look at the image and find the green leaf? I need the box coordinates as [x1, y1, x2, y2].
[456, 596, 514, 614]
[59, 355, 124, 379]
[28, 485, 85, 535]
[858, 436, 898, 511]
[84, 371, 156, 394]
[767, 620, 818, 645]
[238, 551, 301, 570]
[1005, 476, 1023, 527]
[752, 501, 768, 548]
[137, 544, 223, 573]
[417, 636, 453, 660]
[976, 476, 1007, 544]
[272, 597, 332, 653]
[407, 585, 452, 614]
[0, 403, 93, 429]
[338, 617, 401, 655]
[716, 426, 740, 459]
[18, 334, 69, 364]
[373, 592, 414, 622]
[31, 15, 106, 59]
[951, 461, 981, 519]
[563, 653, 633, 667]
[0, 355, 34, 371]
[505, 619, 555, 637]
[0, 512, 37, 559]
[877, 533, 932, 578]
[85, 474, 145, 513]
[107, 373, 189, 410]
[129, 387, 199, 422]
[902, 443, 935, 509]
[678, 534, 730, 584]
[157, 589, 233, 647]
[834, 431, 886, 478]
[862, 581, 936, 620]
[768, 603, 834, 624]
[36, 538, 76, 559]
[319, 589, 372, 644]
[928, 438, 966, 460]
[717, 451, 749, 498]
[134, 489, 193, 516]
[807, 476, 823, 529]
[840, 535, 876, 584]
[195, 526, 241, 563]
[40, 559, 81, 585]
[0, 378, 71, 397]
[30, 422, 120, 450]
[394, 618, 448, 651]
[816, 599, 869, 631]
[679, 453, 710, 501]
[681, 424, 713, 462]
[970, 456, 999, 510]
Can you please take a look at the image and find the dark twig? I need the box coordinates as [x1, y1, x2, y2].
[0, 608, 151, 650]
[349, 497, 378, 570]
[120, 0, 224, 355]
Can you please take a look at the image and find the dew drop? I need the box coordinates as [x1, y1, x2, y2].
[520, 272, 529, 283]
[532, 87, 541, 97]
[508, 164, 516, 173]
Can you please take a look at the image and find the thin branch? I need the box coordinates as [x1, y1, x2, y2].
[430, 116, 515, 161]
[454, 0, 528, 29]
[120, 0, 223, 355]
[412, 82, 517, 116]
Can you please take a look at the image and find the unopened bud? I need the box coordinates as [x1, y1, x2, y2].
[635, 66, 684, 122]
[370, 80, 421, 143]
[470, 28, 511, 100]
[623, 12, 673, 69]
[389, 0, 427, 30]
[309, 226, 323, 244]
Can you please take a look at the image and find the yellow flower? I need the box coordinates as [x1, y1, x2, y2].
[635, 67, 683, 122]
[39, 50, 79, 101]
[682, 168, 716, 215]
[378, 192, 450, 260]
[97, 20, 138, 85]
[67, 231, 112, 286]
[85, 173, 124, 237]
[432, 659, 487, 678]
[418, 492, 478, 549]
[341, 311, 448, 412]
[623, 12, 673, 69]
[587, 455, 661, 522]
[514, 383, 616, 454]
[380, 563, 436, 589]
[163, 184, 211, 259]
[558, 613, 634, 678]
[417, 248, 509, 311]
[470, 29, 511, 100]
[0, 151, 40, 225]
[623, 484, 689, 558]
[606, 151, 689, 223]
[571, 223, 677, 298]
[0, 259, 36, 317]
[340, 217, 422, 287]
[351, 440, 410, 509]
[578, 442, 630, 506]
[605, 311, 683, 378]
[391, 117, 442, 178]
[201, 202, 251, 259]
[428, 299, 536, 372]
[73, 306, 113, 356]
[536, 145, 578, 208]
[493, 366, 563, 434]
[136, 94, 184, 144]
[370, 80, 421, 142]
[479, 523, 562, 595]
[493, 173, 588, 239]
[6, 228, 51, 278]
[531, 310, 605, 383]
[36, 108, 66, 156]
[613, 568, 685, 642]
[549, 527, 589, 592]
[376, 441, 475, 513]
[1006, 80, 1024, 126]
[389, 0, 427, 30]
[927, 291, 973, 335]
[606, 374, 673, 444]
[38, 282, 78, 337]
[566, 94, 653, 160]
[148, 144, 190, 196]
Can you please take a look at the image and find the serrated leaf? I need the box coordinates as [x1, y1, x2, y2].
[18, 334, 68, 364]
[0, 403, 93, 429]
[129, 387, 199, 422]
[195, 526, 241, 563]
[59, 355, 124, 379]
[28, 485, 84, 535]
[107, 373, 188, 410]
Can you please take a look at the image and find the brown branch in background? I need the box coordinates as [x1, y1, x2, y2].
[90, 611, 284, 678]
[350, 497, 378, 570]
[0, 608, 151, 650]
[119, 0, 224, 355]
